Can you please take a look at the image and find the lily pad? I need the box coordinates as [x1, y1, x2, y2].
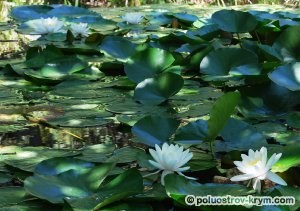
[24, 163, 115, 203]
[200, 48, 261, 81]
[65, 168, 143, 210]
[211, 9, 257, 33]
[268, 63, 300, 91]
[132, 115, 180, 146]
[124, 48, 175, 83]
[134, 72, 184, 105]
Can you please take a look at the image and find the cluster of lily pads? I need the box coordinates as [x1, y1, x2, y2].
[0, 4, 299, 210]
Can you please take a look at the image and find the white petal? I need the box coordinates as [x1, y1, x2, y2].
[241, 154, 250, 162]
[161, 170, 173, 186]
[230, 174, 254, 181]
[175, 152, 193, 168]
[266, 171, 287, 186]
[149, 148, 160, 163]
[177, 171, 197, 180]
[233, 161, 243, 168]
[252, 178, 261, 193]
[266, 153, 282, 169]
[260, 147, 268, 165]
[176, 166, 190, 172]
[248, 149, 255, 157]
[149, 160, 163, 170]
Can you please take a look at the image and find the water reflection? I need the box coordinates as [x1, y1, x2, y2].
[0, 124, 132, 148]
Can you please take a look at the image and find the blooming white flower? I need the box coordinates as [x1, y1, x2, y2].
[122, 12, 144, 24]
[70, 22, 89, 38]
[231, 147, 287, 193]
[148, 143, 196, 186]
[31, 17, 64, 34]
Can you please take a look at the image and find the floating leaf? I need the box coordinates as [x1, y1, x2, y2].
[215, 118, 267, 152]
[124, 48, 175, 83]
[200, 48, 261, 81]
[273, 25, 300, 62]
[66, 168, 143, 210]
[174, 120, 208, 145]
[34, 157, 95, 176]
[132, 115, 180, 146]
[165, 174, 252, 206]
[24, 163, 115, 203]
[134, 72, 184, 105]
[211, 10, 257, 33]
[268, 63, 300, 91]
[99, 36, 138, 61]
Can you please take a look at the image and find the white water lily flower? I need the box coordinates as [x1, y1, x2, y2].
[70, 22, 89, 37]
[231, 147, 287, 193]
[148, 143, 196, 186]
[122, 12, 144, 24]
[31, 17, 64, 34]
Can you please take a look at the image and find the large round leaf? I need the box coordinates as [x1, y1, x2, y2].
[200, 48, 261, 81]
[35, 157, 95, 176]
[174, 120, 208, 145]
[132, 115, 180, 146]
[134, 72, 184, 105]
[10, 5, 52, 22]
[99, 36, 138, 61]
[11, 5, 96, 22]
[268, 63, 300, 91]
[215, 118, 267, 152]
[24, 163, 115, 203]
[273, 25, 300, 62]
[124, 48, 175, 83]
[65, 169, 143, 210]
[211, 10, 257, 33]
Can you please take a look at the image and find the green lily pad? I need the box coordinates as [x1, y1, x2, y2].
[211, 9, 257, 33]
[106, 147, 145, 163]
[77, 144, 115, 163]
[216, 118, 267, 152]
[134, 72, 184, 105]
[270, 143, 300, 173]
[273, 25, 300, 62]
[268, 63, 300, 91]
[132, 115, 180, 146]
[34, 157, 95, 176]
[200, 48, 261, 81]
[99, 36, 138, 61]
[65, 168, 143, 210]
[165, 174, 252, 206]
[124, 48, 175, 83]
[24, 163, 115, 203]
[0, 187, 33, 208]
[174, 120, 208, 145]
[3, 147, 79, 172]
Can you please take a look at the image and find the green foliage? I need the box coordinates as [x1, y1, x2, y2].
[0, 5, 300, 210]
